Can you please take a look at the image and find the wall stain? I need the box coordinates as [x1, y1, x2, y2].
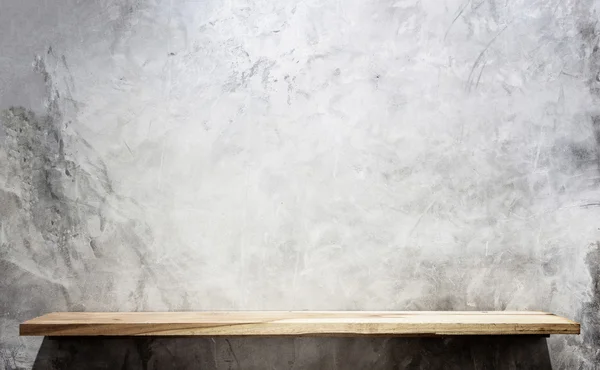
[0, 49, 167, 369]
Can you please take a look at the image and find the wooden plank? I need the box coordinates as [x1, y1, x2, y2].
[19, 311, 580, 337]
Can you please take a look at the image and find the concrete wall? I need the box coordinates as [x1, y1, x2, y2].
[1, 0, 600, 368]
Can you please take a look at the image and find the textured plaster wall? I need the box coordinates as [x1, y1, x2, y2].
[1, 0, 600, 368]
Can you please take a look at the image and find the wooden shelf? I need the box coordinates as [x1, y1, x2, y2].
[20, 311, 579, 337]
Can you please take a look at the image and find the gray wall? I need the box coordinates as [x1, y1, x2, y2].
[1, 0, 600, 368]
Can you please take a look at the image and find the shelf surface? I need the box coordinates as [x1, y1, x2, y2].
[20, 311, 580, 337]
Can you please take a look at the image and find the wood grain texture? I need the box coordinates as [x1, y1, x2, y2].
[20, 311, 580, 337]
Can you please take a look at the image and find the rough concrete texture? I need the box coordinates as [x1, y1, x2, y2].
[1, 0, 600, 368]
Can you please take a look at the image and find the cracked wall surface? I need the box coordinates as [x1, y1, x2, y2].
[1, 0, 600, 368]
